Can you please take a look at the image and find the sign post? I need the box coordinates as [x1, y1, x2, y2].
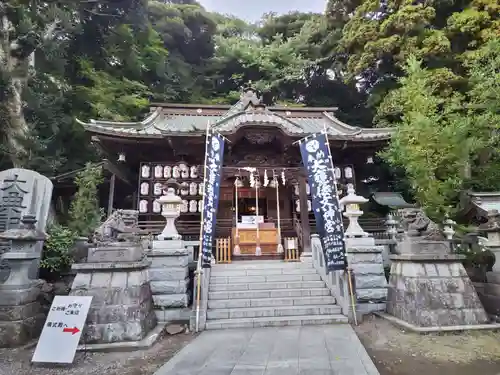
[32, 295, 92, 364]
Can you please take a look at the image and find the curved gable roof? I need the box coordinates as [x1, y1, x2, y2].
[77, 89, 393, 141]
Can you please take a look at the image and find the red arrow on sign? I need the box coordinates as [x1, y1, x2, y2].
[62, 327, 80, 335]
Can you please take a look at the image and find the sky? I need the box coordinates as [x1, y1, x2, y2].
[198, 0, 327, 22]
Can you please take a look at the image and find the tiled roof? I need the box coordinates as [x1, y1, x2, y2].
[77, 90, 394, 141]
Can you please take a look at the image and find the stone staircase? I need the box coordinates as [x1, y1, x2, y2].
[205, 260, 347, 329]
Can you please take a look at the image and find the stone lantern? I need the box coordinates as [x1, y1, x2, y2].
[0, 214, 46, 346]
[478, 210, 500, 273]
[156, 178, 182, 240]
[339, 184, 369, 238]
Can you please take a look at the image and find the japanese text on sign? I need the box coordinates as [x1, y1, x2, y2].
[200, 133, 225, 267]
[299, 133, 346, 271]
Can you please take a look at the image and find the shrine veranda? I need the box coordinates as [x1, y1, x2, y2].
[78, 89, 394, 256]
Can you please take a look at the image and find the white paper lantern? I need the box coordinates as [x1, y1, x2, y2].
[154, 165, 163, 178]
[163, 166, 171, 178]
[344, 166, 353, 179]
[140, 182, 149, 196]
[139, 200, 148, 213]
[189, 182, 197, 195]
[189, 200, 197, 212]
[141, 165, 150, 178]
[153, 200, 161, 213]
[153, 183, 163, 196]
[181, 200, 188, 213]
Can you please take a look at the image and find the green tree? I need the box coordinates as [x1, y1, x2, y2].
[381, 39, 500, 219]
[337, 0, 499, 115]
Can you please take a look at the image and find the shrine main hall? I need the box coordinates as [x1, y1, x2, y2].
[77, 89, 394, 258]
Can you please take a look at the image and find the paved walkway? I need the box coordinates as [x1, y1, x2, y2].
[154, 325, 380, 375]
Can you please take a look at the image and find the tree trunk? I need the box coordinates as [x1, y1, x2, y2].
[1, 14, 29, 167]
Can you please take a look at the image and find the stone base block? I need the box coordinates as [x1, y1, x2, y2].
[0, 312, 45, 348]
[70, 265, 157, 345]
[87, 243, 143, 263]
[77, 322, 167, 352]
[154, 307, 191, 323]
[0, 283, 42, 306]
[152, 240, 184, 250]
[82, 310, 157, 343]
[150, 279, 188, 294]
[149, 266, 188, 282]
[153, 294, 189, 308]
[150, 253, 189, 268]
[347, 246, 388, 308]
[387, 257, 489, 327]
[376, 311, 500, 333]
[0, 284, 45, 348]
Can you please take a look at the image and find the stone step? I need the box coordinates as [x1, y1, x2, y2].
[209, 280, 326, 292]
[207, 304, 342, 320]
[208, 295, 336, 309]
[205, 314, 348, 329]
[208, 287, 331, 300]
[210, 273, 322, 284]
[212, 261, 312, 270]
[210, 267, 318, 277]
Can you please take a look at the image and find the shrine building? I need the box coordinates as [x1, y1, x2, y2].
[77, 89, 395, 258]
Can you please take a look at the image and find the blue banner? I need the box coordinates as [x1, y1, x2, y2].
[299, 133, 346, 271]
[201, 132, 225, 267]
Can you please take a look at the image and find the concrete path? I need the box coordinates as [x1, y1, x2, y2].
[153, 325, 380, 375]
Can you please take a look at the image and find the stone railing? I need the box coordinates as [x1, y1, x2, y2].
[311, 234, 350, 319]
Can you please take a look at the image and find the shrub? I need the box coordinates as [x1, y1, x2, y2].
[67, 162, 104, 237]
[40, 224, 77, 273]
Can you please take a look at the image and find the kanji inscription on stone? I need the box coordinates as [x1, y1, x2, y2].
[0, 174, 28, 233]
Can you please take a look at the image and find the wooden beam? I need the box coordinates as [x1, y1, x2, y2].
[107, 173, 116, 217]
[298, 175, 311, 253]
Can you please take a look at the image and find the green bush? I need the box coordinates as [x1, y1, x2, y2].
[40, 225, 77, 273]
[67, 162, 104, 237]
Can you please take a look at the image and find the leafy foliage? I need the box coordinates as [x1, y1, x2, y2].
[67, 163, 104, 237]
[40, 224, 77, 273]
[381, 39, 500, 220]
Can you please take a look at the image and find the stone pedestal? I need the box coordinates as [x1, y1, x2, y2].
[387, 253, 489, 327]
[69, 240, 157, 344]
[346, 237, 388, 315]
[149, 240, 189, 322]
[474, 272, 500, 319]
[0, 215, 46, 348]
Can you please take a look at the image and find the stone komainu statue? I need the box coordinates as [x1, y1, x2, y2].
[93, 209, 140, 243]
[399, 208, 444, 241]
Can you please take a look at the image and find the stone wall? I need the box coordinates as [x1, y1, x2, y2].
[149, 240, 190, 322]
[346, 245, 388, 315]
[387, 255, 489, 327]
[71, 260, 157, 343]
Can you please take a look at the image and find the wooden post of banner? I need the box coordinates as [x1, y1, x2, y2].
[275, 171, 284, 254]
[255, 170, 262, 256]
[323, 125, 358, 326]
[195, 122, 211, 333]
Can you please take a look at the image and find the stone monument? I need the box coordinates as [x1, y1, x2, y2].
[386, 208, 490, 328]
[0, 215, 47, 347]
[69, 210, 159, 347]
[339, 186, 388, 316]
[476, 210, 500, 318]
[0, 169, 53, 347]
[149, 182, 190, 323]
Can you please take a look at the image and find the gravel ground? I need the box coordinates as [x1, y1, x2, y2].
[0, 333, 195, 375]
[3, 318, 500, 375]
[355, 315, 500, 375]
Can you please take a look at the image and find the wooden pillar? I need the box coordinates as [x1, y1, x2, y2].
[298, 175, 311, 256]
[107, 173, 116, 217]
